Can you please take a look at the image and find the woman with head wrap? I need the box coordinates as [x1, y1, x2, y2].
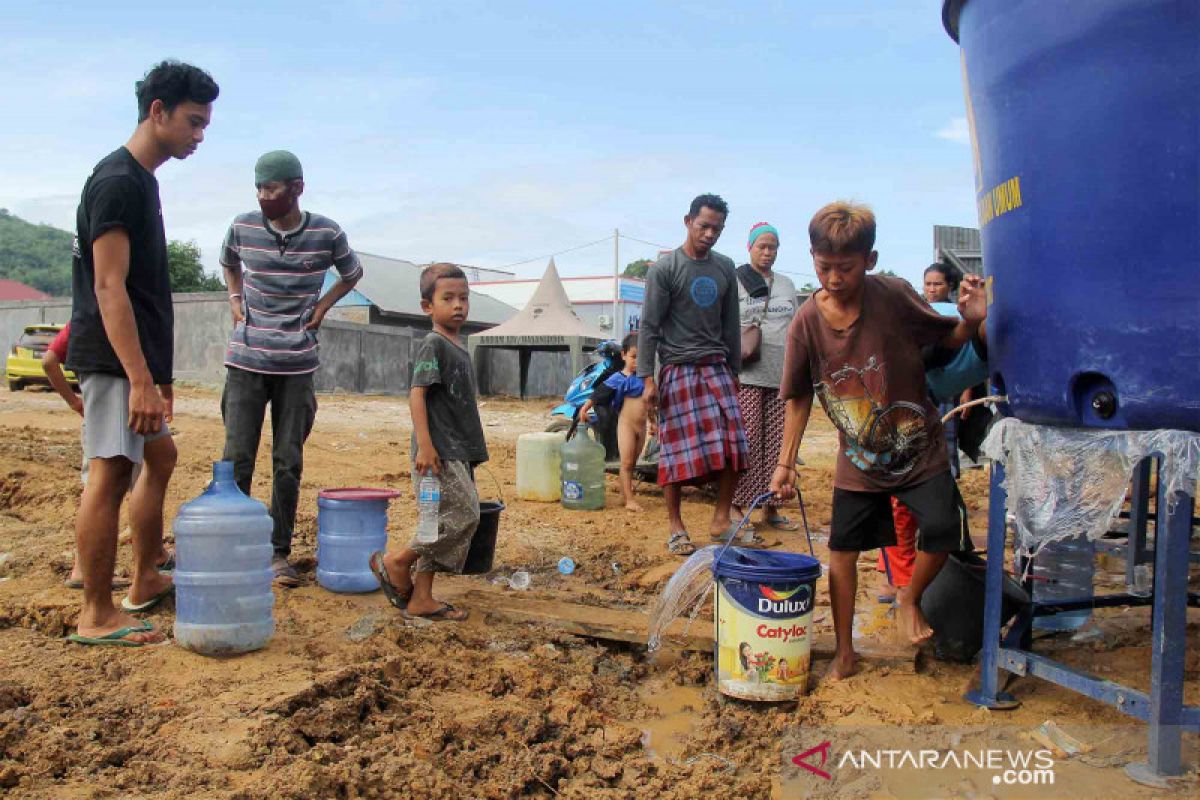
[729, 222, 801, 540]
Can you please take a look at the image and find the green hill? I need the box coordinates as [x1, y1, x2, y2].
[0, 209, 74, 296]
[0, 209, 224, 296]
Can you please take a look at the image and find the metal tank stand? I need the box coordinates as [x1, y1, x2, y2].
[965, 459, 1199, 787]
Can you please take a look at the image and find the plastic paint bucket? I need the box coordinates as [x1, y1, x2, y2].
[461, 500, 504, 575]
[712, 547, 822, 701]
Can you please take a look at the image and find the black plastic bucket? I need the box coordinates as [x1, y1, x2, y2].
[462, 500, 504, 575]
[920, 551, 1029, 663]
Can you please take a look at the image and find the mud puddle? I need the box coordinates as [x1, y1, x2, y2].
[635, 680, 706, 761]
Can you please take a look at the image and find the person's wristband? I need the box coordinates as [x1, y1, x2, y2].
[229, 293, 242, 300]
[776, 462, 796, 471]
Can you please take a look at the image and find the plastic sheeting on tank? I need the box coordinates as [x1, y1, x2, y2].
[981, 418, 1200, 556]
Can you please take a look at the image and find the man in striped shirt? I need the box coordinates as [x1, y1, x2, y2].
[220, 150, 363, 586]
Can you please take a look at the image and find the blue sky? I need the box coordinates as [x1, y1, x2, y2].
[0, 1, 976, 288]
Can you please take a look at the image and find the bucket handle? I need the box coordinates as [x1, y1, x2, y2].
[478, 463, 505, 506]
[713, 487, 818, 570]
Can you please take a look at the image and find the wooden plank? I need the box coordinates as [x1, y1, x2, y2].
[453, 588, 918, 669]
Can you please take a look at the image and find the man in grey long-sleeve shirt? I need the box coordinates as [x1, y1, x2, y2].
[639, 194, 749, 555]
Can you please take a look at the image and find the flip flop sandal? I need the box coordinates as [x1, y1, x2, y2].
[403, 603, 468, 622]
[764, 514, 801, 531]
[668, 531, 697, 556]
[737, 529, 774, 547]
[64, 576, 132, 590]
[67, 620, 161, 647]
[369, 551, 411, 610]
[120, 584, 175, 613]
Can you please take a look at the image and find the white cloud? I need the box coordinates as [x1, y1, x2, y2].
[936, 117, 972, 145]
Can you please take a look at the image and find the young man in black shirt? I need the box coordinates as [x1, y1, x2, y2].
[65, 61, 218, 647]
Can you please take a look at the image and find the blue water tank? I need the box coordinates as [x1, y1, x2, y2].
[173, 461, 275, 655]
[317, 488, 400, 593]
[944, 0, 1200, 431]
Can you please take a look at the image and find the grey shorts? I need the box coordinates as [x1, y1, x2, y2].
[79, 373, 171, 465]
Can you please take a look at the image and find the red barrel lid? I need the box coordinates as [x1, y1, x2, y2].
[318, 487, 402, 501]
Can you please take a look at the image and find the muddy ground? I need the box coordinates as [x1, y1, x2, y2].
[0, 386, 1196, 799]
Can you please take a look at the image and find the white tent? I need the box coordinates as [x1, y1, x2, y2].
[467, 259, 607, 398]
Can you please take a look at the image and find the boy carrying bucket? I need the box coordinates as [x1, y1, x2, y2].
[770, 201, 985, 679]
[370, 264, 488, 622]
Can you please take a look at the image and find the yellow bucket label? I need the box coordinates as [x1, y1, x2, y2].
[715, 578, 814, 701]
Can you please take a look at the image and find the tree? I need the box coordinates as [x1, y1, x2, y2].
[623, 258, 653, 279]
[167, 240, 224, 292]
[877, 268, 899, 277]
[0, 209, 73, 295]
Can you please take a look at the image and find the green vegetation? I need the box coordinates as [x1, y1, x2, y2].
[0, 210, 224, 296]
[623, 258, 652, 278]
[0, 209, 73, 295]
[168, 240, 224, 292]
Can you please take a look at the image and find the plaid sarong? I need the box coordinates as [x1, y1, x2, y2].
[657, 358, 748, 486]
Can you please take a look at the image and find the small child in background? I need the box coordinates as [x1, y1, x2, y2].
[370, 263, 487, 622]
[42, 323, 83, 417]
[578, 333, 650, 511]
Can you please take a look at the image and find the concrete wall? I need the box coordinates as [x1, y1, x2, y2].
[1, 294, 578, 398]
[479, 349, 575, 399]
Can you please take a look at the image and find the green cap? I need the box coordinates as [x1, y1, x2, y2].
[254, 150, 303, 185]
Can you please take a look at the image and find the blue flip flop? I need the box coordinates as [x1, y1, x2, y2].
[67, 620, 159, 647]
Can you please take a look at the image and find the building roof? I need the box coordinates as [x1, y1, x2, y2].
[473, 274, 645, 308]
[470, 259, 607, 344]
[0, 279, 52, 301]
[933, 225, 983, 276]
[323, 252, 516, 325]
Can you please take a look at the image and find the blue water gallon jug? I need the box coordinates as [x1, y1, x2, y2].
[1032, 535, 1095, 632]
[317, 488, 400, 592]
[943, 0, 1200, 431]
[173, 461, 275, 655]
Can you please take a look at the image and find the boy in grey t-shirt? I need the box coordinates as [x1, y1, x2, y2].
[370, 264, 486, 622]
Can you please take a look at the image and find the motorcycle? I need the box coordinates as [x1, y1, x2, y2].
[547, 340, 664, 481]
[546, 340, 623, 433]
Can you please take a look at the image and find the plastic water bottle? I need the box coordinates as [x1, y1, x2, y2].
[173, 461, 275, 655]
[1032, 535, 1095, 631]
[560, 424, 606, 511]
[416, 475, 440, 544]
[558, 557, 576, 575]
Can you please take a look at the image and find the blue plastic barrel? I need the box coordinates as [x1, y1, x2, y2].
[316, 488, 400, 593]
[712, 548, 822, 701]
[173, 461, 275, 655]
[943, 0, 1200, 431]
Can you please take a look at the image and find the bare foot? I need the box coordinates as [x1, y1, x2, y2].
[624, 500, 643, 512]
[76, 610, 165, 644]
[897, 600, 934, 644]
[825, 651, 859, 681]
